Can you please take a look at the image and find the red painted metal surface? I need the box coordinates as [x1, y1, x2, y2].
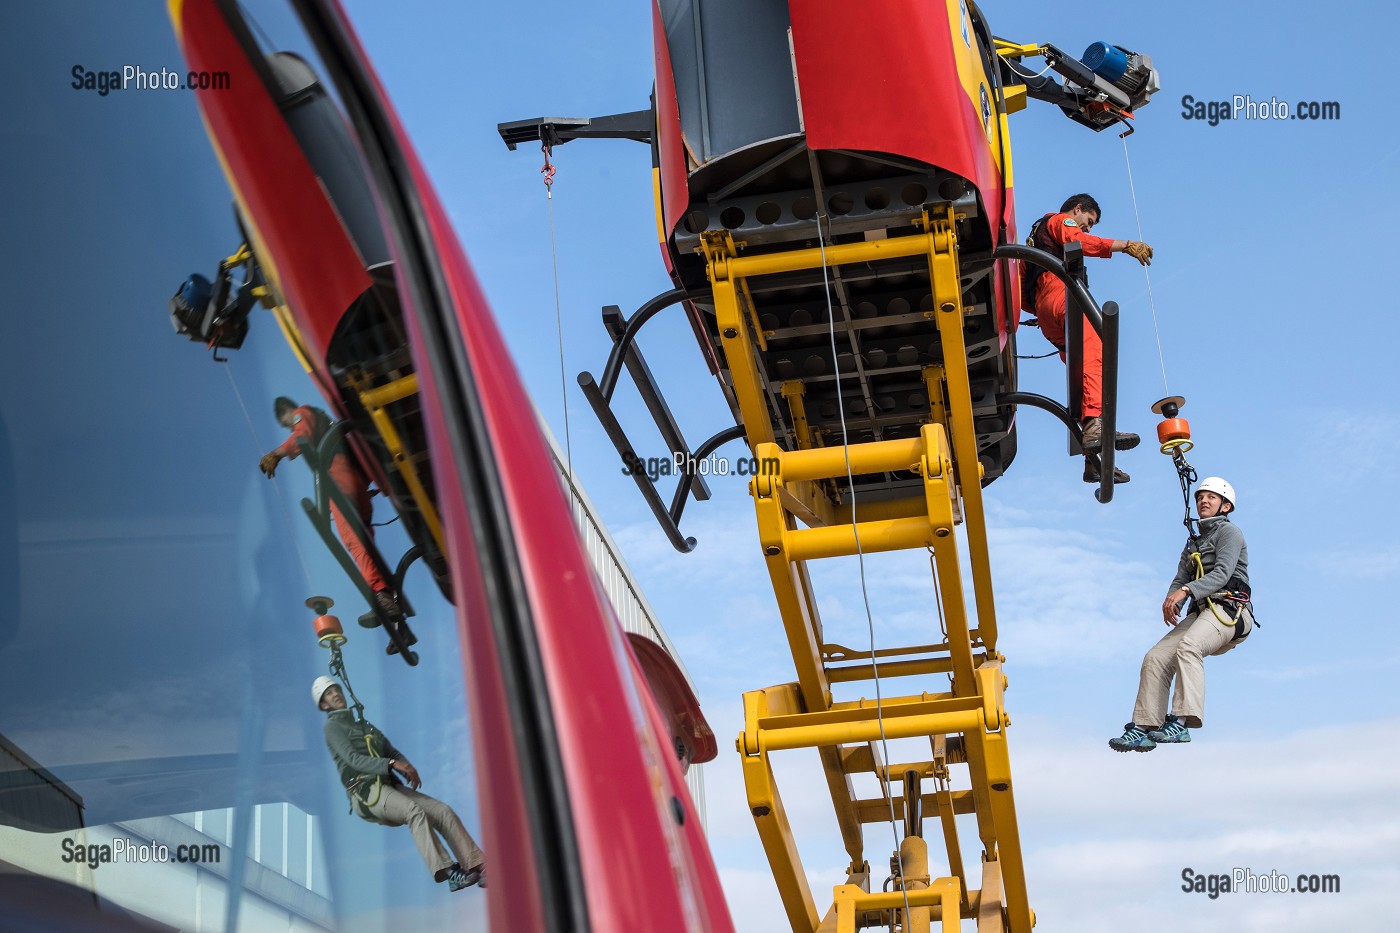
[177, 4, 367, 378]
[651, 0, 690, 253]
[177, 2, 401, 503]
[787, 0, 1004, 245]
[408, 126, 733, 933]
[177, 1, 736, 929]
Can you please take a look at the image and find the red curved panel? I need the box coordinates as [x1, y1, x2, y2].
[177, 1, 370, 375]
[788, 0, 1002, 240]
[652, 0, 690, 247]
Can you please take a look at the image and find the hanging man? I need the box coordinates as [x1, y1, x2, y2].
[259, 396, 399, 619]
[1023, 194, 1153, 483]
[313, 677, 486, 890]
[1109, 477, 1253, 752]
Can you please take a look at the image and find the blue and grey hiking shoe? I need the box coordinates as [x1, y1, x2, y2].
[1108, 723, 1156, 753]
[1148, 716, 1191, 744]
[446, 864, 483, 892]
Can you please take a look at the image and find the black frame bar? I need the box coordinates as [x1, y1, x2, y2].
[298, 421, 420, 663]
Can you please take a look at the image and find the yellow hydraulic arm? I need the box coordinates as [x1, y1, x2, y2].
[703, 207, 1034, 933]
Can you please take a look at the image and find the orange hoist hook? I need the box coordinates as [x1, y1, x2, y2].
[1153, 397, 1201, 539]
[540, 142, 556, 192]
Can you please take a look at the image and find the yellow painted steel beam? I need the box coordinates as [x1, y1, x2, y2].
[355, 376, 445, 555]
[773, 693, 977, 727]
[924, 208, 1000, 654]
[783, 516, 939, 562]
[922, 365, 949, 439]
[705, 205, 1035, 933]
[719, 231, 931, 280]
[971, 726, 1032, 933]
[824, 640, 953, 663]
[816, 744, 867, 873]
[829, 494, 928, 526]
[703, 232, 776, 449]
[936, 786, 970, 914]
[742, 739, 820, 933]
[359, 372, 419, 408]
[977, 854, 1008, 933]
[765, 436, 926, 483]
[826, 655, 956, 683]
[781, 381, 814, 450]
[853, 790, 975, 824]
[832, 877, 963, 933]
[776, 480, 838, 529]
[994, 39, 1043, 59]
[739, 277, 769, 352]
[752, 708, 985, 753]
[742, 677, 867, 873]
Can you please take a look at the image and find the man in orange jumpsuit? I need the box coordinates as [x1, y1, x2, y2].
[1026, 194, 1153, 483]
[260, 397, 399, 618]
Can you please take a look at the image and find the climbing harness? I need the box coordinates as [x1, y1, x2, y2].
[1188, 551, 1253, 642]
[1150, 400, 1257, 641]
[309, 597, 394, 818]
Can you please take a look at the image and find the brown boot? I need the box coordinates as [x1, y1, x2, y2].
[1084, 458, 1131, 484]
[1081, 417, 1141, 453]
[374, 588, 403, 620]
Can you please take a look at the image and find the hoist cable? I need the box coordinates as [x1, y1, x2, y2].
[814, 214, 914, 923]
[542, 143, 574, 484]
[1121, 136, 1170, 395]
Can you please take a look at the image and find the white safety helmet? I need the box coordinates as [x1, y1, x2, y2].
[312, 676, 340, 708]
[1196, 476, 1236, 511]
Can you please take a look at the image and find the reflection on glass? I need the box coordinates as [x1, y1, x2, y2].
[0, 1, 484, 929]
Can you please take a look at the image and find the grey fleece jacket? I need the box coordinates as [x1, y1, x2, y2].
[1169, 514, 1249, 600]
[323, 709, 404, 800]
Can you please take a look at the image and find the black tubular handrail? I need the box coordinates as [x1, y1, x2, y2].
[995, 242, 1122, 505]
[1095, 302, 1120, 504]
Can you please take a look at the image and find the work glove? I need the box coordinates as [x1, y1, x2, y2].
[259, 451, 281, 478]
[1123, 240, 1153, 266]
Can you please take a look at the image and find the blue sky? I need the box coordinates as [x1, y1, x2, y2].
[340, 1, 1400, 930]
[2, 1, 1393, 930]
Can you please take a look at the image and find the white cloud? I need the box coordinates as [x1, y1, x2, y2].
[706, 716, 1400, 933]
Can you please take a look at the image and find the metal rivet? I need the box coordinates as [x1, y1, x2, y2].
[723, 327, 738, 339]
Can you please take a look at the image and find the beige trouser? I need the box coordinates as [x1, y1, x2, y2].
[1132, 602, 1253, 730]
[366, 784, 484, 880]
